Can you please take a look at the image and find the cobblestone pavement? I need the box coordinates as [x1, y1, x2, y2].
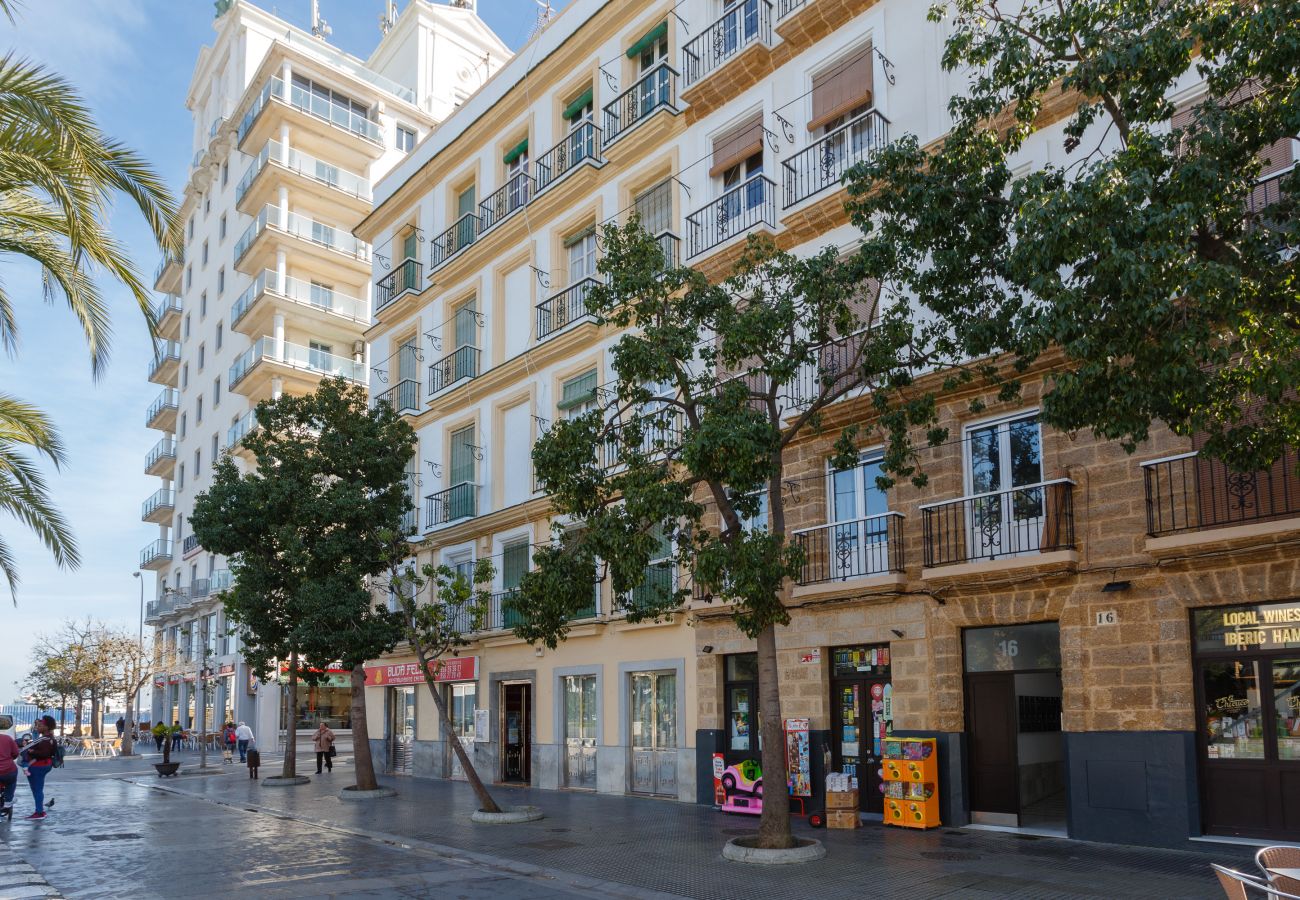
[0, 842, 63, 899]
[0, 752, 1262, 899]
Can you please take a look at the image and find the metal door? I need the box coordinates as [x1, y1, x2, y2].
[502, 682, 531, 783]
[629, 671, 677, 797]
[564, 674, 598, 789]
[389, 686, 415, 775]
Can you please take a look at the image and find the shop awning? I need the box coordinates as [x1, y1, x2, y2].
[503, 138, 528, 165]
[626, 22, 668, 60]
[562, 88, 594, 121]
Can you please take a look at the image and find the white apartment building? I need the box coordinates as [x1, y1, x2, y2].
[141, 0, 508, 743]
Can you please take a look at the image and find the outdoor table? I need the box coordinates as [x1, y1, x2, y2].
[1268, 868, 1300, 881]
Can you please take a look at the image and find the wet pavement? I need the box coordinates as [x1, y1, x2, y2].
[0, 749, 1261, 899]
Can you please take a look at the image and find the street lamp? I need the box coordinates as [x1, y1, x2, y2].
[131, 572, 145, 754]
[199, 664, 214, 771]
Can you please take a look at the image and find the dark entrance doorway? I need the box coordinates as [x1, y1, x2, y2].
[963, 622, 1065, 831]
[1193, 601, 1300, 842]
[501, 682, 531, 783]
[829, 645, 892, 814]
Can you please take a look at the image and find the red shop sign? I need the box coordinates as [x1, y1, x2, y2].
[364, 656, 477, 686]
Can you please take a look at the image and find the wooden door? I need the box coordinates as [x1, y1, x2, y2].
[966, 672, 1020, 822]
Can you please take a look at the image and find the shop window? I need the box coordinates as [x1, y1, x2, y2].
[450, 682, 476, 738]
[724, 652, 759, 762]
[1203, 661, 1266, 760]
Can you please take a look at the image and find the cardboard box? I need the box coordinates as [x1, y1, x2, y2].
[827, 810, 861, 830]
[826, 789, 859, 810]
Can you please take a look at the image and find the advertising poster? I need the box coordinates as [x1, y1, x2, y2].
[784, 718, 811, 796]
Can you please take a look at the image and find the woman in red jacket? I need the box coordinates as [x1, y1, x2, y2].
[22, 715, 57, 820]
[0, 727, 18, 819]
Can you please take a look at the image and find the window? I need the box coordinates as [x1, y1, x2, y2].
[181, 363, 189, 389]
[219, 214, 227, 241]
[204, 195, 210, 216]
[195, 395, 203, 424]
[501, 539, 530, 624]
[194, 448, 201, 473]
[636, 24, 669, 73]
[450, 682, 476, 738]
[724, 653, 759, 760]
[634, 180, 672, 237]
[198, 344, 205, 371]
[180, 413, 187, 439]
[290, 74, 373, 126]
[626, 524, 673, 612]
[184, 314, 191, 340]
[809, 44, 874, 134]
[738, 487, 769, 532]
[217, 267, 225, 295]
[710, 115, 765, 217]
[308, 340, 333, 371]
[558, 370, 598, 420]
[202, 240, 209, 266]
[310, 281, 335, 308]
[187, 217, 194, 241]
[213, 376, 221, 407]
[178, 462, 185, 490]
[566, 228, 598, 284]
[449, 425, 476, 488]
[216, 322, 223, 350]
[563, 87, 594, 129]
[311, 220, 336, 247]
[396, 125, 416, 152]
[221, 161, 229, 187]
[211, 434, 218, 459]
[964, 412, 1045, 559]
[185, 265, 192, 289]
[827, 450, 891, 578]
[200, 292, 207, 318]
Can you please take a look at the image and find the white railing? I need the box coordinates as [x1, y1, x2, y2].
[236, 140, 370, 205]
[238, 75, 382, 145]
[231, 270, 369, 325]
[235, 204, 370, 264]
[226, 410, 258, 449]
[229, 336, 366, 388]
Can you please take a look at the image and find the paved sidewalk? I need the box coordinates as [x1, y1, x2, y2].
[0, 843, 63, 900]
[122, 765, 1254, 900]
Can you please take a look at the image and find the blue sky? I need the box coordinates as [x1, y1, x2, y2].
[0, 0, 561, 703]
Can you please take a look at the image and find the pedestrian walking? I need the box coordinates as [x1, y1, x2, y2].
[0, 730, 19, 821]
[170, 721, 182, 752]
[21, 715, 58, 821]
[312, 722, 336, 774]
[151, 722, 166, 752]
[222, 723, 236, 763]
[246, 742, 260, 780]
[114, 717, 125, 737]
[234, 721, 253, 763]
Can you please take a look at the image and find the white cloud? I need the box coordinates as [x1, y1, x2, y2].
[2, 0, 149, 99]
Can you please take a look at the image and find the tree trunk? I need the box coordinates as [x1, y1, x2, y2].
[73, 695, 84, 737]
[91, 689, 100, 738]
[58, 696, 67, 735]
[349, 664, 379, 791]
[121, 686, 136, 756]
[282, 654, 298, 778]
[755, 622, 794, 849]
[414, 648, 501, 814]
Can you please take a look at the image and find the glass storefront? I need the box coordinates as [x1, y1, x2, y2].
[830, 644, 892, 813]
[724, 653, 758, 763]
[289, 684, 352, 729]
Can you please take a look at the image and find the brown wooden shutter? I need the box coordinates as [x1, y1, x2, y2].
[709, 114, 764, 178]
[808, 44, 874, 132]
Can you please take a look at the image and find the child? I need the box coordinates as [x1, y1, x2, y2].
[246, 743, 260, 780]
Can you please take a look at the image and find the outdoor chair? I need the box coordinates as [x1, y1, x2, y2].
[1257, 847, 1300, 895]
[1214, 864, 1300, 899]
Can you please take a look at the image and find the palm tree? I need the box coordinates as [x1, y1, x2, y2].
[0, 0, 180, 599]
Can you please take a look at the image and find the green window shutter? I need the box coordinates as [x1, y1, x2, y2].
[502, 541, 529, 589]
[503, 138, 529, 165]
[558, 370, 598, 410]
[562, 226, 596, 249]
[626, 22, 668, 59]
[562, 88, 594, 121]
[450, 425, 475, 485]
[402, 230, 417, 260]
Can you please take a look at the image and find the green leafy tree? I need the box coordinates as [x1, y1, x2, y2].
[517, 225, 945, 850]
[846, 0, 1300, 471]
[191, 378, 414, 787]
[385, 556, 504, 814]
[0, 0, 179, 598]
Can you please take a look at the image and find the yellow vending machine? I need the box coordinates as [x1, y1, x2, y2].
[882, 737, 940, 829]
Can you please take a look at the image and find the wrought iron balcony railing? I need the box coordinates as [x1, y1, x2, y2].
[793, 513, 905, 585]
[682, 0, 772, 87]
[182, 535, 201, 556]
[479, 171, 535, 232]
[1143, 449, 1300, 537]
[782, 109, 890, 208]
[685, 175, 776, 258]
[536, 278, 599, 341]
[375, 258, 423, 311]
[374, 379, 420, 414]
[535, 121, 603, 194]
[425, 482, 478, 527]
[430, 212, 481, 270]
[603, 62, 678, 146]
[602, 410, 685, 470]
[427, 345, 480, 396]
[776, 0, 807, 16]
[488, 589, 525, 632]
[920, 479, 1076, 567]
[615, 561, 677, 615]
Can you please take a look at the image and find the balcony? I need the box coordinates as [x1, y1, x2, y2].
[145, 388, 179, 432]
[375, 258, 423, 312]
[373, 378, 420, 415]
[141, 488, 175, 525]
[187, 576, 210, 600]
[153, 252, 183, 294]
[602, 410, 685, 471]
[429, 213, 480, 271]
[153, 294, 183, 341]
[144, 438, 177, 478]
[144, 594, 180, 624]
[226, 409, 258, 455]
[427, 345, 480, 396]
[140, 538, 172, 572]
[782, 109, 890, 208]
[615, 561, 677, 616]
[685, 175, 777, 259]
[236, 75, 382, 156]
[479, 172, 535, 232]
[235, 140, 370, 218]
[231, 269, 369, 337]
[536, 278, 598, 341]
[793, 513, 905, 585]
[603, 63, 679, 150]
[486, 590, 523, 633]
[683, 0, 773, 85]
[1247, 165, 1293, 233]
[921, 479, 1076, 568]
[211, 569, 233, 593]
[424, 482, 478, 528]
[234, 205, 370, 280]
[228, 336, 365, 398]
[147, 341, 182, 386]
[1143, 449, 1300, 539]
[536, 122, 604, 194]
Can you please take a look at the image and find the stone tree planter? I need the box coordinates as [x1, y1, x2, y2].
[339, 786, 397, 801]
[470, 805, 545, 824]
[721, 837, 826, 865]
[262, 775, 311, 787]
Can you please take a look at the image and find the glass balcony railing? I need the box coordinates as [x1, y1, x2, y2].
[152, 294, 182, 323]
[229, 336, 366, 388]
[235, 205, 370, 265]
[682, 0, 773, 87]
[147, 341, 181, 379]
[782, 109, 890, 208]
[145, 388, 179, 426]
[139, 539, 173, 569]
[236, 140, 370, 206]
[141, 488, 175, 520]
[226, 409, 258, 450]
[144, 438, 177, 472]
[231, 270, 369, 325]
[237, 75, 382, 146]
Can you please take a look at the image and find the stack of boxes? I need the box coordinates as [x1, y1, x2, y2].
[825, 786, 860, 829]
